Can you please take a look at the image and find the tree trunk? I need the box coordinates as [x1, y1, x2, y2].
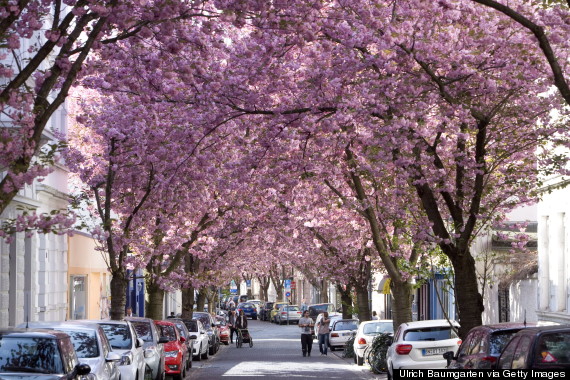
[450, 250, 484, 339]
[354, 282, 371, 322]
[257, 276, 271, 301]
[321, 279, 329, 303]
[146, 282, 165, 320]
[390, 280, 414, 332]
[181, 285, 195, 319]
[196, 288, 206, 311]
[109, 271, 128, 320]
[337, 283, 353, 319]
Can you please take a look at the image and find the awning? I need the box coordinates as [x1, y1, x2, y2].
[377, 278, 391, 294]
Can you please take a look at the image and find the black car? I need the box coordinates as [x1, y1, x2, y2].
[260, 302, 274, 321]
[0, 328, 91, 380]
[444, 322, 538, 369]
[192, 312, 220, 356]
[496, 325, 570, 369]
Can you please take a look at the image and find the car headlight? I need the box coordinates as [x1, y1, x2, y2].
[164, 350, 179, 358]
[119, 352, 133, 366]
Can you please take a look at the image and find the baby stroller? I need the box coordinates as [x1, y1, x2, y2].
[236, 328, 253, 348]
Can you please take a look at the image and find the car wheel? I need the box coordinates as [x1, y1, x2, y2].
[353, 355, 357, 364]
[387, 365, 393, 380]
[253, 316, 257, 320]
[195, 345, 202, 361]
[357, 354, 364, 366]
[209, 344, 215, 355]
[187, 356, 192, 369]
[202, 346, 208, 360]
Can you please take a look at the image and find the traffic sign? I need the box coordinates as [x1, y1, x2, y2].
[284, 279, 291, 289]
[290, 281, 296, 289]
[246, 279, 251, 288]
[285, 291, 291, 297]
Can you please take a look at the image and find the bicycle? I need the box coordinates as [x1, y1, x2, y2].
[364, 333, 392, 374]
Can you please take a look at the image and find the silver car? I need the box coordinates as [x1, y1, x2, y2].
[21, 321, 121, 380]
[125, 317, 167, 380]
[97, 321, 148, 380]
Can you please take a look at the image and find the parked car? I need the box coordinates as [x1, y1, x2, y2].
[192, 312, 220, 355]
[154, 320, 190, 380]
[329, 319, 359, 351]
[275, 305, 302, 325]
[444, 322, 539, 369]
[0, 328, 92, 380]
[125, 317, 167, 380]
[248, 299, 263, 314]
[169, 319, 194, 369]
[215, 315, 231, 345]
[260, 302, 274, 321]
[97, 320, 148, 380]
[386, 319, 461, 380]
[237, 302, 258, 320]
[21, 321, 121, 380]
[496, 325, 570, 369]
[353, 319, 394, 365]
[183, 319, 209, 361]
[270, 302, 289, 323]
[307, 303, 342, 321]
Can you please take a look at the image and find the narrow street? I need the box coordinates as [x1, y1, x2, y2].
[188, 319, 379, 379]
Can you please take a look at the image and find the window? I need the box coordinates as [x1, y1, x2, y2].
[334, 321, 358, 331]
[403, 326, 458, 341]
[69, 275, 87, 320]
[534, 332, 570, 365]
[0, 337, 63, 374]
[62, 329, 99, 359]
[512, 336, 531, 369]
[489, 330, 522, 356]
[99, 324, 132, 350]
[498, 336, 520, 369]
[131, 322, 153, 342]
[363, 322, 394, 335]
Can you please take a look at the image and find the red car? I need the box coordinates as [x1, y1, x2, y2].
[216, 316, 230, 345]
[154, 320, 190, 380]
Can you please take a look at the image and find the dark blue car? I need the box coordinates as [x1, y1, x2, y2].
[237, 302, 258, 320]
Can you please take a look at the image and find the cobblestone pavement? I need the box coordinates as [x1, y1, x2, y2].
[187, 319, 381, 379]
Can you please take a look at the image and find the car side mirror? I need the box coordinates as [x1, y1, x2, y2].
[106, 352, 122, 362]
[189, 334, 198, 340]
[75, 363, 91, 376]
[158, 336, 170, 344]
[136, 338, 144, 348]
[443, 351, 455, 367]
[179, 337, 186, 343]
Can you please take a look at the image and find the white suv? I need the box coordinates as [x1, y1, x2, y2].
[386, 319, 461, 380]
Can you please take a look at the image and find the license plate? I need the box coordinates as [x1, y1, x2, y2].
[422, 347, 448, 356]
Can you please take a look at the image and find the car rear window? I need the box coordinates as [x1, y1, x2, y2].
[0, 337, 63, 374]
[131, 321, 154, 342]
[403, 326, 458, 341]
[363, 322, 394, 335]
[534, 332, 570, 365]
[334, 321, 358, 331]
[99, 323, 132, 350]
[284, 306, 299, 311]
[489, 330, 521, 355]
[240, 303, 253, 308]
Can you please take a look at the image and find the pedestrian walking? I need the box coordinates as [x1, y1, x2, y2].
[298, 310, 314, 357]
[235, 309, 248, 330]
[228, 309, 238, 343]
[125, 307, 133, 317]
[371, 311, 379, 320]
[317, 312, 331, 356]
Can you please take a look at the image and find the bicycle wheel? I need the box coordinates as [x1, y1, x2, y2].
[367, 346, 387, 374]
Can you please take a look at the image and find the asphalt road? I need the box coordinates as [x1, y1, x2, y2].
[187, 319, 380, 379]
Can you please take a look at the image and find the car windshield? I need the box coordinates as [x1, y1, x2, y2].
[99, 324, 132, 350]
[60, 330, 99, 358]
[363, 322, 394, 335]
[311, 304, 335, 313]
[334, 321, 358, 331]
[489, 330, 521, 355]
[0, 337, 63, 374]
[284, 306, 299, 311]
[534, 332, 570, 365]
[131, 321, 154, 342]
[403, 326, 458, 341]
[157, 325, 176, 341]
[193, 315, 211, 329]
[174, 324, 188, 339]
[183, 320, 198, 333]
